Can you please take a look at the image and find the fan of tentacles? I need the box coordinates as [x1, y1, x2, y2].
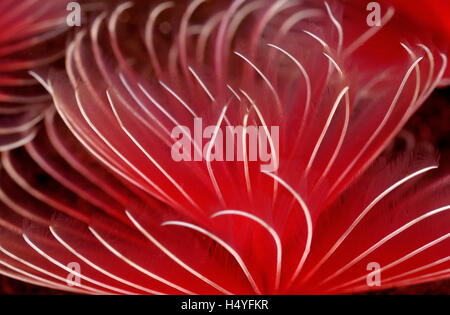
[0, 0, 68, 151]
[0, 0, 449, 294]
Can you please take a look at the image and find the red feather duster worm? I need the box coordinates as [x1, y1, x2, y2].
[0, 0, 449, 294]
[0, 0, 69, 152]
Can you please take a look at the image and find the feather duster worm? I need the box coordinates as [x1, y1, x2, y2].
[0, 0, 449, 294]
[346, 0, 450, 86]
[0, 0, 69, 151]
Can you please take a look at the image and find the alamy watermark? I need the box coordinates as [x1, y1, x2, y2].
[367, 2, 381, 27]
[66, 262, 81, 287]
[171, 118, 279, 172]
[366, 262, 381, 287]
[66, 2, 81, 27]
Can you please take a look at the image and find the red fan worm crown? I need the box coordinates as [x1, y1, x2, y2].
[0, 0, 448, 294]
